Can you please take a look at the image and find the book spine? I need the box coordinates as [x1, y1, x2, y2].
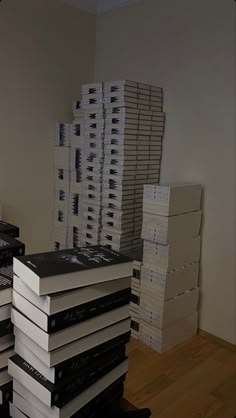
[0, 381, 13, 405]
[53, 349, 127, 407]
[48, 288, 131, 333]
[0, 319, 13, 338]
[71, 378, 124, 418]
[54, 331, 130, 383]
[0, 245, 25, 266]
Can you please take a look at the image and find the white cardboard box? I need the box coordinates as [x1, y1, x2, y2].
[139, 287, 199, 329]
[143, 184, 202, 216]
[139, 312, 198, 352]
[143, 235, 201, 271]
[142, 211, 201, 244]
[141, 263, 199, 300]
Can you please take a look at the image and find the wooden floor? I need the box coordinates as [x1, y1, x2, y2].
[124, 335, 236, 418]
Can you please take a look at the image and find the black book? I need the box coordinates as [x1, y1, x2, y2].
[16, 331, 130, 384]
[0, 318, 13, 338]
[9, 350, 127, 408]
[14, 245, 132, 296]
[0, 403, 9, 417]
[13, 288, 131, 334]
[0, 233, 25, 267]
[53, 331, 130, 383]
[0, 221, 19, 238]
[0, 380, 12, 405]
[71, 377, 124, 418]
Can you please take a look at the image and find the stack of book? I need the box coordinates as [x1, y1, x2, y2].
[53, 123, 72, 250]
[68, 104, 84, 249]
[0, 222, 25, 417]
[130, 260, 141, 340]
[8, 246, 132, 418]
[79, 84, 105, 247]
[101, 80, 165, 255]
[140, 184, 202, 352]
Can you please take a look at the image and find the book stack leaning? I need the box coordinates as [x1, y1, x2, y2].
[8, 246, 132, 418]
[0, 221, 25, 417]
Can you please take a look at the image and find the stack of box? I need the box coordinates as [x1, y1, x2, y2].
[0, 222, 25, 417]
[101, 80, 165, 255]
[9, 245, 132, 418]
[139, 184, 202, 352]
[79, 84, 105, 247]
[130, 260, 142, 340]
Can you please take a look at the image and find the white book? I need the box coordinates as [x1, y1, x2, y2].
[10, 403, 28, 418]
[139, 287, 199, 329]
[139, 312, 198, 353]
[9, 358, 128, 410]
[12, 360, 128, 418]
[141, 263, 199, 300]
[143, 184, 202, 216]
[54, 148, 71, 170]
[81, 83, 103, 94]
[55, 123, 71, 148]
[0, 346, 14, 369]
[14, 318, 130, 368]
[0, 303, 11, 321]
[11, 304, 129, 352]
[0, 334, 14, 352]
[0, 367, 11, 386]
[142, 211, 201, 245]
[143, 235, 201, 272]
[13, 275, 130, 316]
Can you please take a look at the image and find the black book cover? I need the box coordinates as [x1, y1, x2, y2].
[72, 381, 124, 418]
[11, 350, 127, 407]
[0, 221, 19, 239]
[0, 233, 25, 266]
[0, 381, 12, 405]
[48, 288, 131, 333]
[54, 331, 130, 383]
[0, 318, 13, 338]
[0, 403, 10, 417]
[0, 265, 13, 291]
[16, 245, 130, 279]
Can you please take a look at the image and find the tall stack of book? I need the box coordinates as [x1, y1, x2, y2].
[53, 123, 72, 250]
[101, 80, 165, 255]
[130, 260, 141, 340]
[79, 84, 105, 247]
[68, 102, 84, 249]
[9, 246, 132, 418]
[140, 184, 202, 352]
[0, 221, 25, 417]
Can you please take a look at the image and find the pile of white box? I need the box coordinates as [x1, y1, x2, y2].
[52, 80, 165, 254]
[131, 184, 202, 352]
[101, 80, 165, 255]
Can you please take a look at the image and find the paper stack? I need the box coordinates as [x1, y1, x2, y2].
[79, 84, 105, 247]
[139, 184, 202, 352]
[101, 80, 165, 255]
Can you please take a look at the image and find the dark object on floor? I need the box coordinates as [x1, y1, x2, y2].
[119, 409, 152, 417]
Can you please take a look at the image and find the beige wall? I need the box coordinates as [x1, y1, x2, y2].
[95, 0, 236, 344]
[0, 0, 96, 253]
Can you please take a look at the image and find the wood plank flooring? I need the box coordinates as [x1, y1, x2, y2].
[124, 335, 236, 418]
